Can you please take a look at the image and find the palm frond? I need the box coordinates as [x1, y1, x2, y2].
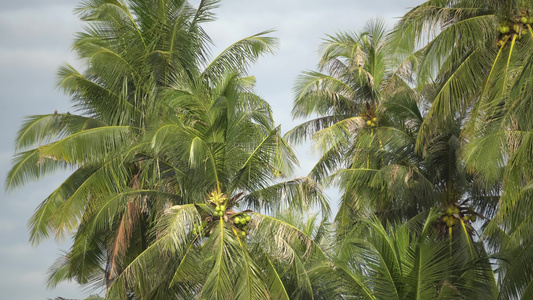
[5, 149, 69, 192]
[38, 126, 134, 164]
[202, 30, 278, 82]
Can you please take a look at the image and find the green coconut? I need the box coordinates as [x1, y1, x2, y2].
[522, 16, 528, 24]
[500, 25, 510, 34]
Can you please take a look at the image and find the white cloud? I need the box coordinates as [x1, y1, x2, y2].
[0, 269, 85, 300]
[0, 244, 36, 261]
[0, 4, 81, 49]
[0, 219, 15, 234]
[0, 0, 76, 13]
[0, 49, 71, 74]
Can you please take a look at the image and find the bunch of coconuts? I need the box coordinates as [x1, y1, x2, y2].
[214, 204, 226, 217]
[361, 116, 378, 127]
[440, 205, 478, 228]
[232, 213, 252, 238]
[205, 190, 252, 238]
[207, 190, 228, 218]
[497, 14, 533, 46]
[365, 116, 378, 127]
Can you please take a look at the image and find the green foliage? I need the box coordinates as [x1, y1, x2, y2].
[329, 211, 497, 299]
[11, 0, 533, 299]
[8, 0, 330, 298]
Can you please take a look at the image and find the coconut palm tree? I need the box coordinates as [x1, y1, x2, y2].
[6, 0, 277, 246]
[287, 20, 410, 178]
[6, 0, 329, 297]
[98, 71, 330, 299]
[393, 1, 533, 297]
[333, 85, 500, 228]
[286, 17, 507, 299]
[287, 19, 419, 220]
[285, 20, 489, 229]
[392, 0, 533, 227]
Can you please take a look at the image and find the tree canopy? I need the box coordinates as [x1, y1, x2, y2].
[8, 0, 533, 299]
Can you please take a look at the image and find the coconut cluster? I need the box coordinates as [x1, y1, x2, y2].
[497, 14, 533, 47]
[207, 190, 228, 218]
[214, 204, 226, 217]
[204, 190, 252, 238]
[440, 205, 478, 229]
[364, 116, 378, 127]
[232, 213, 252, 238]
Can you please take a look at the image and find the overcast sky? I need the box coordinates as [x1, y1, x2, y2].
[0, 1, 422, 299]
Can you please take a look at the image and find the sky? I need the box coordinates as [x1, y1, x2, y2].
[0, 1, 422, 299]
